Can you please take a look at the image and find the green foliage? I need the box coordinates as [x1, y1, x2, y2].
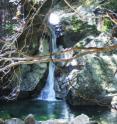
[101, 17, 113, 32]
[102, 0, 117, 11]
[71, 16, 99, 47]
[5, 24, 13, 30]
[71, 16, 83, 32]
[0, 112, 11, 119]
[79, 0, 97, 7]
[71, 16, 99, 34]
[4, 23, 16, 34]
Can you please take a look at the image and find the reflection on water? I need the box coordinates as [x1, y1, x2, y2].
[0, 100, 117, 124]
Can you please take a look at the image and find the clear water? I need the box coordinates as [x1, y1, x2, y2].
[0, 100, 117, 124]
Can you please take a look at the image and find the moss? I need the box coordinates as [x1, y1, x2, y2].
[71, 16, 99, 34]
[101, 17, 113, 32]
[70, 16, 100, 48]
[71, 16, 83, 32]
[79, 0, 97, 7]
[0, 113, 11, 120]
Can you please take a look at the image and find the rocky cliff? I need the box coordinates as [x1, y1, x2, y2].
[52, 0, 117, 106]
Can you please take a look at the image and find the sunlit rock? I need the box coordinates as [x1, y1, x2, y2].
[24, 114, 35, 124]
[5, 118, 24, 124]
[0, 119, 4, 124]
[70, 114, 89, 124]
[71, 59, 78, 66]
[41, 119, 68, 124]
[111, 96, 117, 109]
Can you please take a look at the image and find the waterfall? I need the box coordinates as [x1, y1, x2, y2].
[39, 25, 57, 101]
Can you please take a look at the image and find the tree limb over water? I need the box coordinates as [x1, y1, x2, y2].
[0, 44, 117, 73]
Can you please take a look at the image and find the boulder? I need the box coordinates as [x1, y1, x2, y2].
[67, 53, 117, 106]
[41, 119, 68, 124]
[5, 118, 24, 124]
[111, 96, 117, 109]
[63, 30, 117, 106]
[70, 114, 89, 124]
[0, 119, 4, 124]
[40, 114, 97, 124]
[24, 114, 35, 124]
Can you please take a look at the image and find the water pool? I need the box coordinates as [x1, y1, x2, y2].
[0, 99, 117, 124]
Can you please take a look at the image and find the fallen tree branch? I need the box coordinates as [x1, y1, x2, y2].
[0, 44, 117, 72]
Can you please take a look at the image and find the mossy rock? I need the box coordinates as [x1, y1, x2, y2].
[63, 16, 100, 48]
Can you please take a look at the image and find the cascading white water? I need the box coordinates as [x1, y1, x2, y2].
[39, 24, 57, 101]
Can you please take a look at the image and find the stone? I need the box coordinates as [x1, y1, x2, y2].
[70, 114, 90, 124]
[5, 118, 24, 124]
[12, 38, 49, 92]
[66, 32, 117, 106]
[24, 114, 35, 124]
[0, 119, 4, 124]
[111, 96, 117, 109]
[41, 119, 68, 124]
